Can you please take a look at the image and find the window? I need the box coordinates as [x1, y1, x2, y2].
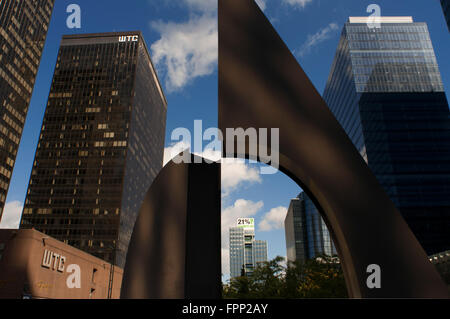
[92, 268, 97, 283]
[0, 243, 5, 261]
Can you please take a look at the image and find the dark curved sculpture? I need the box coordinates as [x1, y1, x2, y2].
[219, 0, 449, 298]
[120, 154, 221, 299]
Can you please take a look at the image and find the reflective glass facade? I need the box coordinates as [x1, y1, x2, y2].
[20, 32, 167, 268]
[442, 0, 450, 32]
[323, 19, 450, 255]
[229, 225, 268, 278]
[284, 196, 307, 263]
[284, 192, 337, 264]
[0, 0, 54, 218]
[253, 240, 268, 267]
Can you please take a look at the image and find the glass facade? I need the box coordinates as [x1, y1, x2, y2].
[229, 227, 245, 278]
[441, 0, 450, 32]
[20, 32, 167, 268]
[284, 192, 337, 264]
[253, 240, 268, 268]
[0, 0, 55, 218]
[323, 18, 450, 255]
[229, 223, 268, 278]
[284, 196, 307, 264]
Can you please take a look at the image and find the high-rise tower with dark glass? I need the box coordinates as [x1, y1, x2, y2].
[323, 17, 450, 255]
[20, 32, 167, 268]
[441, 0, 450, 32]
[284, 192, 337, 264]
[0, 0, 55, 218]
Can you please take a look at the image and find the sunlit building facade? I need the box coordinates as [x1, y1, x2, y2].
[0, 0, 55, 218]
[323, 17, 450, 255]
[229, 218, 268, 278]
[20, 32, 167, 268]
[0, 229, 123, 299]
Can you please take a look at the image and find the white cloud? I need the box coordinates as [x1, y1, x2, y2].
[150, 0, 273, 92]
[0, 201, 23, 229]
[163, 142, 262, 197]
[283, 0, 314, 9]
[259, 206, 288, 232]
[221, 199, 264, 276]
[150, 0, 218, 92]
[222, 247, 230, 280]
[221, 159, 262, 197]
[296, 22, 339, 57]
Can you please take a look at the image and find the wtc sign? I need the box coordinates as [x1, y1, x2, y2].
[41, 249, 81, 289]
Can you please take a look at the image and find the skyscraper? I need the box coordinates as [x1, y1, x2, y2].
[284, 192, 337, 264]
[323, 17, 450, 255]
[229, 218, 268, 278]
[0, 0, 55, 218]
[20, 32, 167, 268]
[441, 0, 450, 32]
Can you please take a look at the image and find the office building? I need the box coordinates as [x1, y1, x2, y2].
[284, 192, 337, 264]
[20, 32, 167, 268]
[229, 218, 268, 278]
[441, 0, 450, 32]
[323, 17, 450, 255]
[0, 0, 55, 218]
[0, 229, 123, 299]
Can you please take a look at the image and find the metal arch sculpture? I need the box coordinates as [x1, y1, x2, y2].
[120, 154, 221, 299]
[218, 0, 449, 298]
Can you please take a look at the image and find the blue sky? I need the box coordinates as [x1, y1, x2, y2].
[0, 0, 449, 281]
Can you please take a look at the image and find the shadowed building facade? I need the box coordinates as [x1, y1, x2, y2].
[20, 32, 167, 268]
[441, 0, 450, 32]
[285, 192, 337, 264]
[323, 17, 450, 255]
[0, 0, 55, 218]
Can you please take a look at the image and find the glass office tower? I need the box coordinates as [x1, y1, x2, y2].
[323, 17, 450, 255]
[441, 0, 450, 32]
[0, 0, 55, 218]
[284, 192, 337, 264]
[20, 32, 167, 268]
[229, 218, 268, 278]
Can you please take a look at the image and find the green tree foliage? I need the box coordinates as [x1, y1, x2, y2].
[223, 255, 348, 299]
[433, 261, 450, 292]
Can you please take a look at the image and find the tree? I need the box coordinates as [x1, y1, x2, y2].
[286, 255, 348, 298]
[433, 260, 450, 292]
[223, 273, 252, 299]
[249, 256, 285, 298]
[223, 255, 348, 299]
